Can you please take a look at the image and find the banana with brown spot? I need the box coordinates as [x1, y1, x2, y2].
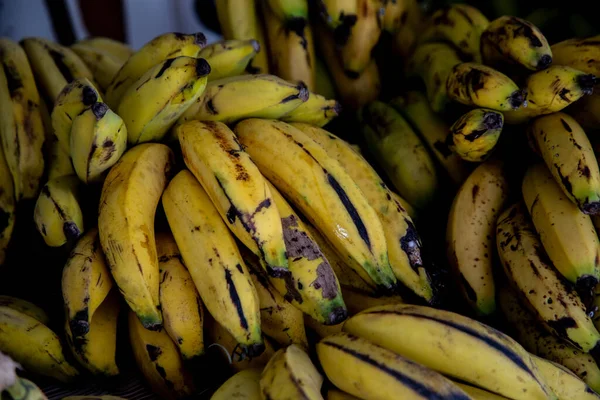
[211, 368, 262, 400]
[281, 92, 341, 127]
[449, 108, 504, 162]
[533, 355, 600, 400]
[198, 39, 259, 80]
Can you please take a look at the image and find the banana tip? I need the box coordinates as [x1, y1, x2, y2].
[297, 82, 309, 102]
[483, 111, 503, 130]
[244, 342, 266, 359]
[196, 58, 211, 77]
[577, 74, 597, 95]
[333, 101, 343, 115]
[193, 32, 207, 47]
[536, 54, 552, 70]
[508, 90, 526, 110]
[326, 306, 348, 326]
[250, 39, 260, 53]
[582, 201, 600, 215]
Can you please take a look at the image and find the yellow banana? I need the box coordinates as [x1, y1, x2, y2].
[99, 144, 174, 329]
[449, 108, 504, 162]
[162, 170, 263, 357]
[281, 91, 341, 127]
[47, 137, 75, 180]
[211, 368, 262, 400]
[381, 0, 421, 34]
[235, 119, 397, 291]
[326, 389, 360, 400]
[33, 175, 84, 247]
[316, 0, 358, 32]
[156, 232, 204, 361]
[75, 37, 133, 64]
[451, 382, 509, 399]
[0, 144, 15, 266]
[266, 0, 308, 23]
[198, 39, 259, 80]
[390, 191, 418, 222]
[0, 296, 48, 325]
[446, 160, 509, 315]
[342, 285, 403, 316]
[552, 35, 600, 76]
[533, 355, 600, 400]
[70, 43, 125, 91]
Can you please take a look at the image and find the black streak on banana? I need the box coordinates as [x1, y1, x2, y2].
[1, 62, 23, 93]
[47, 47, 74, 82]
[40, 185, 81, 242]
[224, 267, 248, 330]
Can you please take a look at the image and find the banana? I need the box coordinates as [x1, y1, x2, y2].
[451, 382, 509, 400]
[304, 314, 343, 338]
[162, 170, 263, 357]
[33, 175, 84, 247]
[317, 0, 358, 32]
[446, 62, 526, 111]
[280, 91, 341, 127]
[0, 38, 45, 200]
[70, 102, 127, 183]
[326, 389, 360, 400]
[215, 0, 270, 74]
[2, 377, 47, 400]
[235, 119, 396, 291]
[318, 332, 471, 400]
[0, 306, 78, 382]
[528, 112, 600, 214]
[449, 108, 504, 162]
[382, 0, 421, 33]
[533, 355, 600, 400]
[99, 143, 174, 329]
[405, 42, 462, 112]
[75, 37, 133, 64]
[0, 144, 15, 266]
[293, 122, 435, 303]
[266, 0, 308, 23]
[391, 191, 418, 222]
[342, 285, 403, 315]
[51, 78, 102, 154]
[522, 163, 600, 292]
[198, 39, 259, 80]
[343, 304, 557, 399]
[128, 310, 195, 400]
[104, 31, 207, 108]
[504, 65, 596, 124]
[499, 286, 600, 393]
[179, 74, 308, 124]
[446, 160, 509, 315]
[481, 16, 552, 70]
[260, 344, 323, 400]
[211, 368, 262, 400]
[0, 296, 48, 325]
[359, 101, 438, 210]
[419, 4, 489, 62]
[20, 37, 95, 102]
[156, 232, 204, 361]
[70, 43, 125, 91]
[552, 36, 600, 76]
[64, 290, 120, 376]
[47, 138, 75, 180]
[497, 203, 600, 352]
[118, 56, 210, 145]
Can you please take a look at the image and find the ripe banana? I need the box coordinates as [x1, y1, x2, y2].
[360, 101, 438, 210]
[156, 232, 204, 361]
[33, 175, 84, 247]
[528, 112, 600, 214]
[280, 91, 341, 127]
[391, 191, 418, 222]
[446, 62, 526, 111]
[552, 35, 600, 76]
[447, 160, 509, 315]
[419, 4, 490, 62]
[104, 31, 207, 108]
[70, 43, 125, 91]
[75, 37, 133, 64]
[0, 38, 45, 200]
[162, 170, 263, 357]
[0, 296, 48, 325]
[451, 382, 509, 400]
[47, 137, 75, 180]
[381, 0, 421, 34]
[522, 163, 600, 293]
[198, 39, 259, 80]
[260, 344, 323, 400]
[343, 304, 556, 400]
[497, 203, 600, 352]
[211, 368, 262, 400]
[99, 144, 174, 329]
[481, 16, 552, 70]
[235, 119, 396, 291]
[326, 389, 360, 400]
[215, 0, 270, 74]
[128, 310, 195, 400]
[316, 0, 358, 33]
[390, 91, 470, 186]
[342, 285, 403, 316]
[266, 0, 308, 23]
[0, 306, 78, 382]
[317, 332, 471, 400]
[0, 145, 15, 266]
[70, 102, 127, 183]
[118, 56, 210, 145]
[449, 108, 504, 162]
[293, 122, 435, 303]
[533, 355, 600, 400]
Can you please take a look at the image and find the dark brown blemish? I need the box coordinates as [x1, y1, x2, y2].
[281, 215, 321, 261]
[82, 86, 98, 105]
[206, 99, 217, 115]
[48, 47, 74, 82]
[311, 262, 339, 299]
[472, 185, 480, 202]
[196, 58, 211, 77]
[1, 62, 23, 95]
[69, 308, 89, 337]
[146, 344, 163, 361]
[555, 165, 573, 197]
[560, 118, 572, 132]
[224, 267, 249, 330]
[399, 218, 423, 272]
[511, 17, 543, 47]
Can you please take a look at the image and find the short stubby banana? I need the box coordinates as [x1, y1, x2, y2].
[211, 368, 262, 400]
[481, 16, 552, 70]
[447, 160, 509, 315]
[118, 56, 210, 144]
[281, 92, 341, 127]
[360, 101, 438, 210]
[99, 144, 174, 330]
[71, 43, 125, 91]
[162, 170, 263, 357]
[198, 39, 259, 80]
[522, 163, 600, 293]
[449, 108, 504, 162]
[105, 31, 207, 108]
[497, 203, 600, 353]
[0, 139, 15, 266]
[317, 332, 471, 400]
[235, 119, 397, 291]
[343, 304, 557, 400]
[533, 355, 600, 400]
[0, 296, 49, 325]
[34, 175, 84, 247]
[156, 232, 204, 361]
[293, 122, 435, 303]
[178, 74, 308, 125]
[446, 62, 526, 111]
[528, 112, 600, 214]
[551, 35, 600, 76]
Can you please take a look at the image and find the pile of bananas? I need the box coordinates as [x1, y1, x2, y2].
[4, 0, 600, 399]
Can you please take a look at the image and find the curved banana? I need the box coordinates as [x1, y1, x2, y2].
[75, 37, 133, 64]
[198, 39, 259, 80]
[481, 16, 552, 70]
[71, 43, 125, 91]
[33, 175, 84, 247]
[99, 143, 174, 329]
[317, 332, 471, 400]
[156, 232, 204, 361]
[235, 119, 396, 291]
[446, 62, 525, 111]
[281, 92, 341, 127]
[104, 31, 207, 108]
[533, 355, 600, 400]
[47, 137, 75, 180]
[449, 108, 504, 162]
[211, 368, 262, 400]
[552, 35, 600, 76]
[451, 382, 509, 399]
[0, 296, 48, 325]
[266, 0, 308, 23]
[447, 160, 509, 315]
[0, 143, 15, 266]
[342, 285, 403, 316]
[162, 170, 263, 357]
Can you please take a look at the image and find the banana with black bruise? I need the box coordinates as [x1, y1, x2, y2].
[449, 108, 504, 162]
